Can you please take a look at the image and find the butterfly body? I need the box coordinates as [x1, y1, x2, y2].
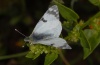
[24, 5, 71, 49]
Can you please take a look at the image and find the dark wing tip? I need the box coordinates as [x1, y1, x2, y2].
[47, 5, 59, 19]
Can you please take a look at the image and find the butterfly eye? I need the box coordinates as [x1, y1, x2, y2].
[41, 18, 47, 22]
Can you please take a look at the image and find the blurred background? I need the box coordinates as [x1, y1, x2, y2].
[0, 0, 100, 65]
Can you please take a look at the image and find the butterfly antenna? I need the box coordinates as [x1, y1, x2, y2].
[15, 29, 27, 37]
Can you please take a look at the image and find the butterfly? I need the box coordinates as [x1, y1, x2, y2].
[24, 5, 72, 49]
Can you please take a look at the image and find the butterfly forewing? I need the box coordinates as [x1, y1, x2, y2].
[30, 5, 62, 39]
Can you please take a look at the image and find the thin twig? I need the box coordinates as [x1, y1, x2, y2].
[58, 49, 70, 65]
[0, 51, 28, 60]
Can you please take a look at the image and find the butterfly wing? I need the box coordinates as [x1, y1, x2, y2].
[29, 5, 62, 40]
[36, 38, 72, 49]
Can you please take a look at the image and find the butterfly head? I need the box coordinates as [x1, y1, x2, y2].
[24, 36, 35, 44]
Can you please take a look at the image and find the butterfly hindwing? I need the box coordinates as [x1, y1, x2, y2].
[36, 38, 72, 49]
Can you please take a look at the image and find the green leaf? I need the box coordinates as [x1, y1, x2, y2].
[89, 0, 100, 7]
[54, 1, 79, 22]
[80, 29, 100, 59]
[26, 51, 40, 60]
[44, 53, 58, 65]
[80, 30, 91, 49]
[51, 0, 64, 4]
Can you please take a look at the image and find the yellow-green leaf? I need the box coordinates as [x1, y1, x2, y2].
[44, 53, 58, 65]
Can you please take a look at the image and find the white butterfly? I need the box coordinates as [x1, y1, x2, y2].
[24, 5, 72, 49]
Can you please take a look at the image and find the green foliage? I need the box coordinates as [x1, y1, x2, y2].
[81, 12, 100, 29]
[80, 29, 100, 59]
[51, 0, 64, 4]
[26, 44, 59, 65]
[66, 22, 81, 42]
[26, 51, 40, 60]
[54, 1, 79, 22]
[62, 21, 74, 32]
[63, 20, 84, 42]
[89, 0, 100, 7]
[54, 0, 100, 60]
[79, 12, 100, 59]
[44, 53, 58, 65]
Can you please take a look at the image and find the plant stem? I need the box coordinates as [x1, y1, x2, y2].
[58, 49, 70, 65]
[0, 51, 28, 60]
